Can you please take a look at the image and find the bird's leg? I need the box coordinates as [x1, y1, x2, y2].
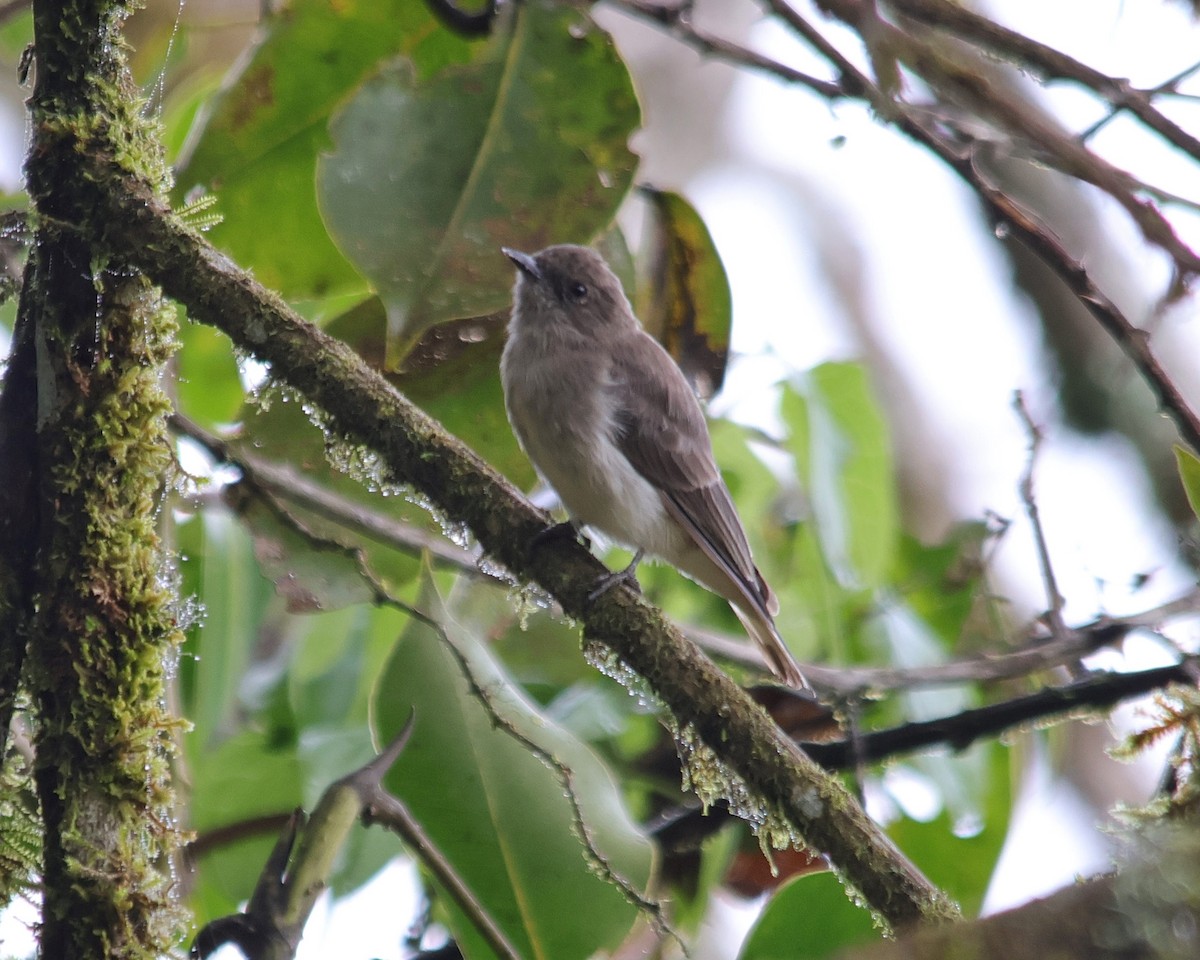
[587, 549, 644, 603]
[528, 519, 591, 554]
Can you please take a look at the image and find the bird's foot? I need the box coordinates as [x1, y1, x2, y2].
[529, 520, 590, 555]
[587, 550, 644, 604]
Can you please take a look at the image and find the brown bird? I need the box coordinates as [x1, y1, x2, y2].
[500, 243, 809, 690]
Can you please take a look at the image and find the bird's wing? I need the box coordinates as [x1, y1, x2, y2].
[608, 332, 777, 616]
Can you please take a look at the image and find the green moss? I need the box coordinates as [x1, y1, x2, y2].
[29, 275, 186, 956]
[17, 0, 188, 955]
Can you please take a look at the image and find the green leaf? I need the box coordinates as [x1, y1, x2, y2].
[888, 739, 1013, 915]
[177, 0, 476, 299]
[323, 297, 535, 486]
[373, 575, 655, 960]
[782, 364, 898, 590]
[175, 321, 245, 428]
[317, 0, 640, 365]
[186, 729, 304, 926]
[1176, 445, 1200, 521]
[738, 872, 878, 959]
[637, 188, 732, 398]
[177, 510, 278, 747]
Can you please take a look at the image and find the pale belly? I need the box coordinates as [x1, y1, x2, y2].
[504, 356, 683, 560]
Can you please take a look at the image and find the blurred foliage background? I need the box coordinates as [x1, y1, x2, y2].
[4, 0, 1200, 957]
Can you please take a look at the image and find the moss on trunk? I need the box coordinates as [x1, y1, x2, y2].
[16, 0, 186, 955]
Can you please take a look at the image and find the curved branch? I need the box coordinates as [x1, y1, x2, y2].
[752, 0, 1200, 452]
[883, 0, 1200, 164]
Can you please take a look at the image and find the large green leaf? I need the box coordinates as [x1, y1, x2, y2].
[323, 297, 534, 485]
[782, 364, 898, 591]
[318, 0, 640, 365]
[373, 577, 655, 960]
[176, 510, 278, 748]
[738, 872, 878, 959]
[177, 0, 476, 299]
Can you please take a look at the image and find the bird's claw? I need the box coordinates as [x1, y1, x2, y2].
[586, 550, 644, 604]
[529, 520, 590, 555]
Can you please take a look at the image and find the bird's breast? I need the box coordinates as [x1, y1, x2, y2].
[501, 340, 677, 554]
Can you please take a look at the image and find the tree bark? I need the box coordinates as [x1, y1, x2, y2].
[17, 0, 185, 955]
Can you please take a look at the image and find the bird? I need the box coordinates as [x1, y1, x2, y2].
[499, 243, 809, 690]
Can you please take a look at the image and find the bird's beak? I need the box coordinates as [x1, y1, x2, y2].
[502, 247, 542, 281]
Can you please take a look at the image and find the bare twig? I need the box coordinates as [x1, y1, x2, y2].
[703, 586, 1200, 695]
[600, 0, 850, 100]
[750, 0, 1200, 452]
[807, 660, 1199, 769]
[170, 413, 490, 579]
[812, 0, 1200, 281]
[1013, 392, 1069, 645]
[186, 812, 296, 865]
[354, 723, 523, 960]
[191, 717, 523, 960]
[882, 0, 1200, 164]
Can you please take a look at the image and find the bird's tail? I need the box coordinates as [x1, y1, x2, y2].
[732, 603, 812, 692]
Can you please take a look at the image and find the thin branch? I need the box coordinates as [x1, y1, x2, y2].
[192, 716, 522, 960]
[698, 593, 1200, 693]
[418, 606, 675, 939]
[882, 0, 1200, 164]
[170, 413, 489, 579]
[600, 0, 850, 100]
[752, 0, 1200, 452]
[807, 660, 1200, 769]
[186, 812, 296, 864]
[354, 723, 523, 960]
[814, 0, 1200, 281]
[1013, 392, 1069, 645]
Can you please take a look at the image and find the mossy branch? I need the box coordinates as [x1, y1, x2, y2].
[66, 153, 958, 929]
[13, 0, 186, 955]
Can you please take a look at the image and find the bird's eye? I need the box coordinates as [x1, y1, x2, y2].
[570, 282, 588, 302]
